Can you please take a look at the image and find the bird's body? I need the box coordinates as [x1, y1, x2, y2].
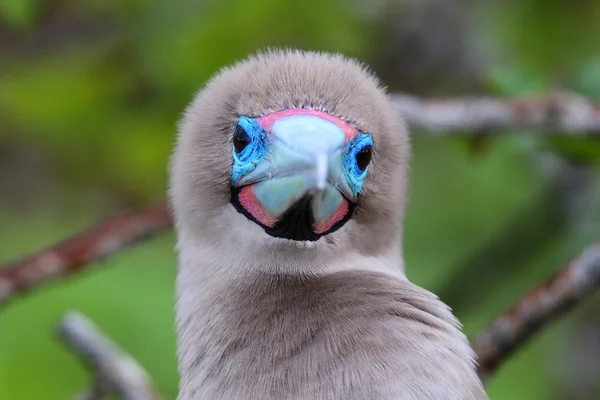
[170, 50, 488, 399]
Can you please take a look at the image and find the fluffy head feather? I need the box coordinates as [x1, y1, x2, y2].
[170, 49, 409, 270]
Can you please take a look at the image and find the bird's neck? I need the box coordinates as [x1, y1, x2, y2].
[174, 227, 406, 398]
[173, 237, 479, 400]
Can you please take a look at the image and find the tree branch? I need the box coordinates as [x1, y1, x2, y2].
[473, 241, 600, 381]
[3, 201, 600, 384]
[392, 93, 600, 135]
[0, 203, 171, 307]
[3, 93, 600, 386]
[58, 311, 164, 400]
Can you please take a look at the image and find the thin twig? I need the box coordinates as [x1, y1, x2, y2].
[58, 311, 164, 400]
[473, 241, 600, 381]
[393, 93, 600, 135]
[0, 203, 171, 308]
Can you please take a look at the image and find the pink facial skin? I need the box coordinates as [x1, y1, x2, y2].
[313, 197, 349, 234]
[258, 108, 358, 141]
[240, 183, 350, 235]
[238, 186, 278, 228]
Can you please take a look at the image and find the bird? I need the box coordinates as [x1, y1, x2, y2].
[168, 49, 488, 400]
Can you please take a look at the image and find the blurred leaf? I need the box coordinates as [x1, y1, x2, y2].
[405, 135, 547, 291]
[0, 45, 124, 135]
[546, 137, 600, 164]
[135, 0, 371, 103]
[485, 66, 552, 96]
[488, 0, 600, 75]
[573, 57, 600, 100]
[0, 0, 39, 30]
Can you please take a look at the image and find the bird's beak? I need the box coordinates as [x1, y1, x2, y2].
[232, 115, 355, 241]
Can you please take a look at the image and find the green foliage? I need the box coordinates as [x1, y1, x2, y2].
[2, 0, 600, 399]
[0, 0, 373, 201]
[0, 0, 39, 30]
[486, 66, 552, 96]
[489, 0, 600, 76]
[574, 57, 600, 101]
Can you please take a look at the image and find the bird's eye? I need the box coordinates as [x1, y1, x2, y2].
[233, 125, 251, 153]
[355, 145, 372, 171]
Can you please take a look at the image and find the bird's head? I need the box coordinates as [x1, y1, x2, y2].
[170, 50, 410, 268]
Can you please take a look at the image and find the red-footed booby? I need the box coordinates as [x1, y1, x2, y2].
[169, 49, 488, 399]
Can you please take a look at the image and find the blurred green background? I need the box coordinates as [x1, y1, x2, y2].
[2, 0, 600, 398]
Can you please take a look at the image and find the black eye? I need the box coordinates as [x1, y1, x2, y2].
[355, 146, 372, 172]
[233, 125, 251, 154]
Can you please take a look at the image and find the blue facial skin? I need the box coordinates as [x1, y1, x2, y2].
[343, 132, 373, 198]
[230, 116, 270, 185]
[230, 115, 372, 230]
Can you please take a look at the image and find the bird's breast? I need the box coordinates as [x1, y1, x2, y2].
[176, 270, 486, 400]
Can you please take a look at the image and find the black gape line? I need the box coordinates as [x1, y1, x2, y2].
[230, 186, 356, 242]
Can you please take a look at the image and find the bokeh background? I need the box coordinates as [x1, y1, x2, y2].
[2, 0, 600, 398]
